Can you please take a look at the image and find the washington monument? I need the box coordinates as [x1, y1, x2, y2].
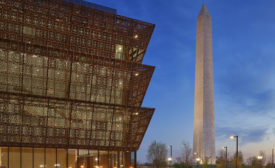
[193, 3, 216, 164]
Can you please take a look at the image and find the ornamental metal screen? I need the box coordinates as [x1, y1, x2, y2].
[0, 92, 154, 150]
[0, 0, 155, 151]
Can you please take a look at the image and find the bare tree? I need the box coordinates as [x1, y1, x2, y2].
[147, 140, 168, 168]
[216, 150, 227, 168]
[180, 142, 192, 168]
[258, 150, 266, 165]
[247, 156, 258, 168]
[247, 150, 267, 168]
[265, 155, 274, 168]
[231, 151, 243, 168]
[202, 157, 210, 168]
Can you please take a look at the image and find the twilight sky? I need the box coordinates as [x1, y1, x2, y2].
[90, 0, 275, 162]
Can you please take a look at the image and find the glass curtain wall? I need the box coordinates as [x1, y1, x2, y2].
[0, 147, 135, 168]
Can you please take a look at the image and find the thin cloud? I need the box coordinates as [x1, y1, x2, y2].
[216, 127, 267, 145]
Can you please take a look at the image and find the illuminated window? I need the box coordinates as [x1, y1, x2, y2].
[23, 26, 35, 35]
[115, 44, 124, 60]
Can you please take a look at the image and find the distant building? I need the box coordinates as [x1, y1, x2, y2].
[0, 0, 155, 167]
[193, 3, 216, 164]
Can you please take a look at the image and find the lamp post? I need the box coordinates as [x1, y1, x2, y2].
[196, 157, 201, 168]
[224, 146, 228, 168]
[230, 136, 238, 168]
[272, 148, 274, 168]
[168, 145, 173, 167]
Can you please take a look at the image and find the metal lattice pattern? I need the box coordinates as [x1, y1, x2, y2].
[0, 0, 155, 151]
[0, 92, 154, 150]
[0, 49, 154, 107]
[0, 0, 154, 63]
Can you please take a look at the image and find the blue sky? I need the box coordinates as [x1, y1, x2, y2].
[90, 0, 275, 162]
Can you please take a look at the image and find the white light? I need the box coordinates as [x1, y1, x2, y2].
[80, 165, 84, 168]
[134, 112, 139, 116]
[257, 156, 263, 160]
[134, 34, 138, 39]
[40, 165, 44, 168]
[230, 136, 235, 139]
[168, 157, 172, 161]
[118, 47, 122, 51]
[196, 157, 201, 162]
[134, 72, 139, 76]
[54, 164, 61, 167]
[32, 55, 37, 58]
[95, 157, 98, 161]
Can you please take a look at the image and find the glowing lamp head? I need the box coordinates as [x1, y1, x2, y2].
[168, 157, 172, 161]
[196, 157, 201, 162]
[230, 136, 235, 139]
[257, 156, 263, 160]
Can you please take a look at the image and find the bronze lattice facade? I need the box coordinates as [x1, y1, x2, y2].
[0, 0, 155, 167]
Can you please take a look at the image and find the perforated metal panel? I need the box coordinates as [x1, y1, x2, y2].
[0, 0, 155, 151]
[0, 92, 153, 150]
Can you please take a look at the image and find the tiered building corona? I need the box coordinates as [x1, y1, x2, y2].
[193, 4, 216, 164]
[0, 0, 155, 167]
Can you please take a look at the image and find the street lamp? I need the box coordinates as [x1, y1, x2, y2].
[168, 145, 173, 167]
[223, 146, 228, 168]
[196, 157, 201, 162]
[272, 148, 274, 168]
[257, 155, 263, 160]
[196, 157, 201, 168]
[230, 135, 238, 168]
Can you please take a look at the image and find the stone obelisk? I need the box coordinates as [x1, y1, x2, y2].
[193, 3, 215, 164]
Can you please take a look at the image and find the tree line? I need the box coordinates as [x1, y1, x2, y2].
[143, 140, 274, 168]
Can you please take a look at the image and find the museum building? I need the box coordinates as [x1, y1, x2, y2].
[0, 0, 155, 167]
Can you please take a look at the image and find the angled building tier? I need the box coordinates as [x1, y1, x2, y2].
[0, 0, 155, 168]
